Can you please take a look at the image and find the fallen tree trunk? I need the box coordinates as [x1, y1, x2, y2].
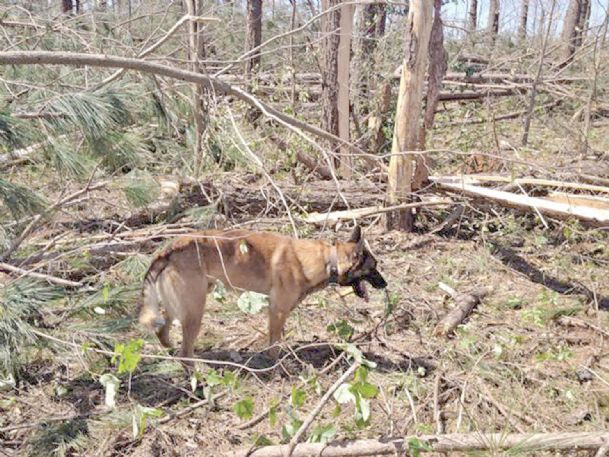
[433, 285, 491, 336]
[432, 178, 609, 225]
[227, 432, 609, 457]
[434, 175, 609, 195]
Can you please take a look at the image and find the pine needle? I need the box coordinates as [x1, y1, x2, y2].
[0, 280, 63, 372]
[0, 178, 47, 219]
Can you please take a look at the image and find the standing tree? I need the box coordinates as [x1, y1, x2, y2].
[561, 0, 582, 63]
[574, 0, 591, 47]
[184, 0, 207, 174]
[487, 0, 500, 46]
[320, 0, 341, 170]
[337, 3, 354, 177]
[518, 0, 529, 41]
[386, 0, 433, 231]
[352, 4, 387, 117]
[467, 0, 478, 35]
[62, 0, 73, 13]
[245, 0, 263, 76]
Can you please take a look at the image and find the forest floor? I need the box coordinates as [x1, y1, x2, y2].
[2, 106, 609, 456]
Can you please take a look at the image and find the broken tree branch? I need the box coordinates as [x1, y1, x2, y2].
[433, 286, 491, 336]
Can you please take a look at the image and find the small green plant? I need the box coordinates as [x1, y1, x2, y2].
[112, 339, 144, 375]
[237, 291, 269, 314]
[131, 404, 164, 439]
[408, 437, 432, 457]
[333, 366, 379, 428]
[234, 397, 255, 420]
[327, 319, 355, 341]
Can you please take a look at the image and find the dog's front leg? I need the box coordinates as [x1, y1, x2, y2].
[267, 287, 299, 358]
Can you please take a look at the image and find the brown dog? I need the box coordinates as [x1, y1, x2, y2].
[138, 226, 386, 359]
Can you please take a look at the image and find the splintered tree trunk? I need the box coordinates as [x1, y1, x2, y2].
[487, 0, 500, 46]
[386, 0, 433, 232]
[337, 3, 354, 177]
[321, 0, 341, 170]
[245, 0, 263, 76]
[418, 0, 447, 152]
[518, 0, 529, 41]
[561, 0, 582, 63]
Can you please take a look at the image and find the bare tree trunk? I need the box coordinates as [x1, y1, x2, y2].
[467, 0, 478, 33]
[561, 0, 582, 64]
[574, 0, 591, 47]
[386, 0, 433, 232]
[487, 0, 500, 41]
[522, 0, 556, 146]
[487, 0, 500, 46]
[352, 4, 386, 117]
[518, 0, 529, 41]
[245, 0, 263, 76]
[320, 0, 340, 170]
[418, 0, 447, 151]
[62, 0, 72, 13]
[337, 3, 354, 177]
[184, 0, 207, 175]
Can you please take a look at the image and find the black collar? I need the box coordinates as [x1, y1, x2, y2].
[328, 244, 338, 285]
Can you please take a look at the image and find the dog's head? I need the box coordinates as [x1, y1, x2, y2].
[336, 226, 387, 300]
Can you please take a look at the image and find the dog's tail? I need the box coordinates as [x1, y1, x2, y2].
[138, 253, 170, 331]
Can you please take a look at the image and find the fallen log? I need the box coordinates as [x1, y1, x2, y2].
[226, 432, 609, 457]
[303, 198, 452, 224]
[433, 285, 491, 336]
[545, 192, 609, 210]
[0, 261, 88, 288]
[434, 175, 609, 195]
[432, 179, 609, 225]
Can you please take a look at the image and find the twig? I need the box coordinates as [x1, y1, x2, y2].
[285, 362, 360, 456]
[157, 390, 228, 424]
[433, 373, 444, 434]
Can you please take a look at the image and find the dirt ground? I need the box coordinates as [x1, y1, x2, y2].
[2, 216, 609, 456]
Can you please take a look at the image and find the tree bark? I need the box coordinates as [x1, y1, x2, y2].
[518, 0, 529, 41]
[467, 0, 478, 33]
[574, 0, 591, 47]
[184, 0, 207, 175]
[245, 0, 263, 76]
[561, 0, 582, 64]
[386, 0, 433, 231]
[487, 0, 500, 46]
[337, 3, 354, 178]
[320, 0, 341, 170]
[62, 0, 73, 13]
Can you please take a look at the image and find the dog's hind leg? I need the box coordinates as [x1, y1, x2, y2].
[177, 277, 208, 362]
[156, 318, 172, 348]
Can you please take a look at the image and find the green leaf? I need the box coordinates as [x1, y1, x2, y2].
[408, 437, 432, 457]
[237, 291, 269, 315]
[307, 424, 336, 444]
[132, 405, 164, 439]
[253, 434, 273, 446]
[234, 397, 255, 420]
[333, 383, 356, 404]
[206, 369, 223, 387]
[327, 319, 354, 341]
[269, 398, 280, 427]
[291, 387, 306, 408]
[281, 417, 303, 441]
[357, 382, 379, 399]
[113, 339, 144, 375]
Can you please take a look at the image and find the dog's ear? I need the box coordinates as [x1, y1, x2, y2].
[349, 225, 362, 243]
